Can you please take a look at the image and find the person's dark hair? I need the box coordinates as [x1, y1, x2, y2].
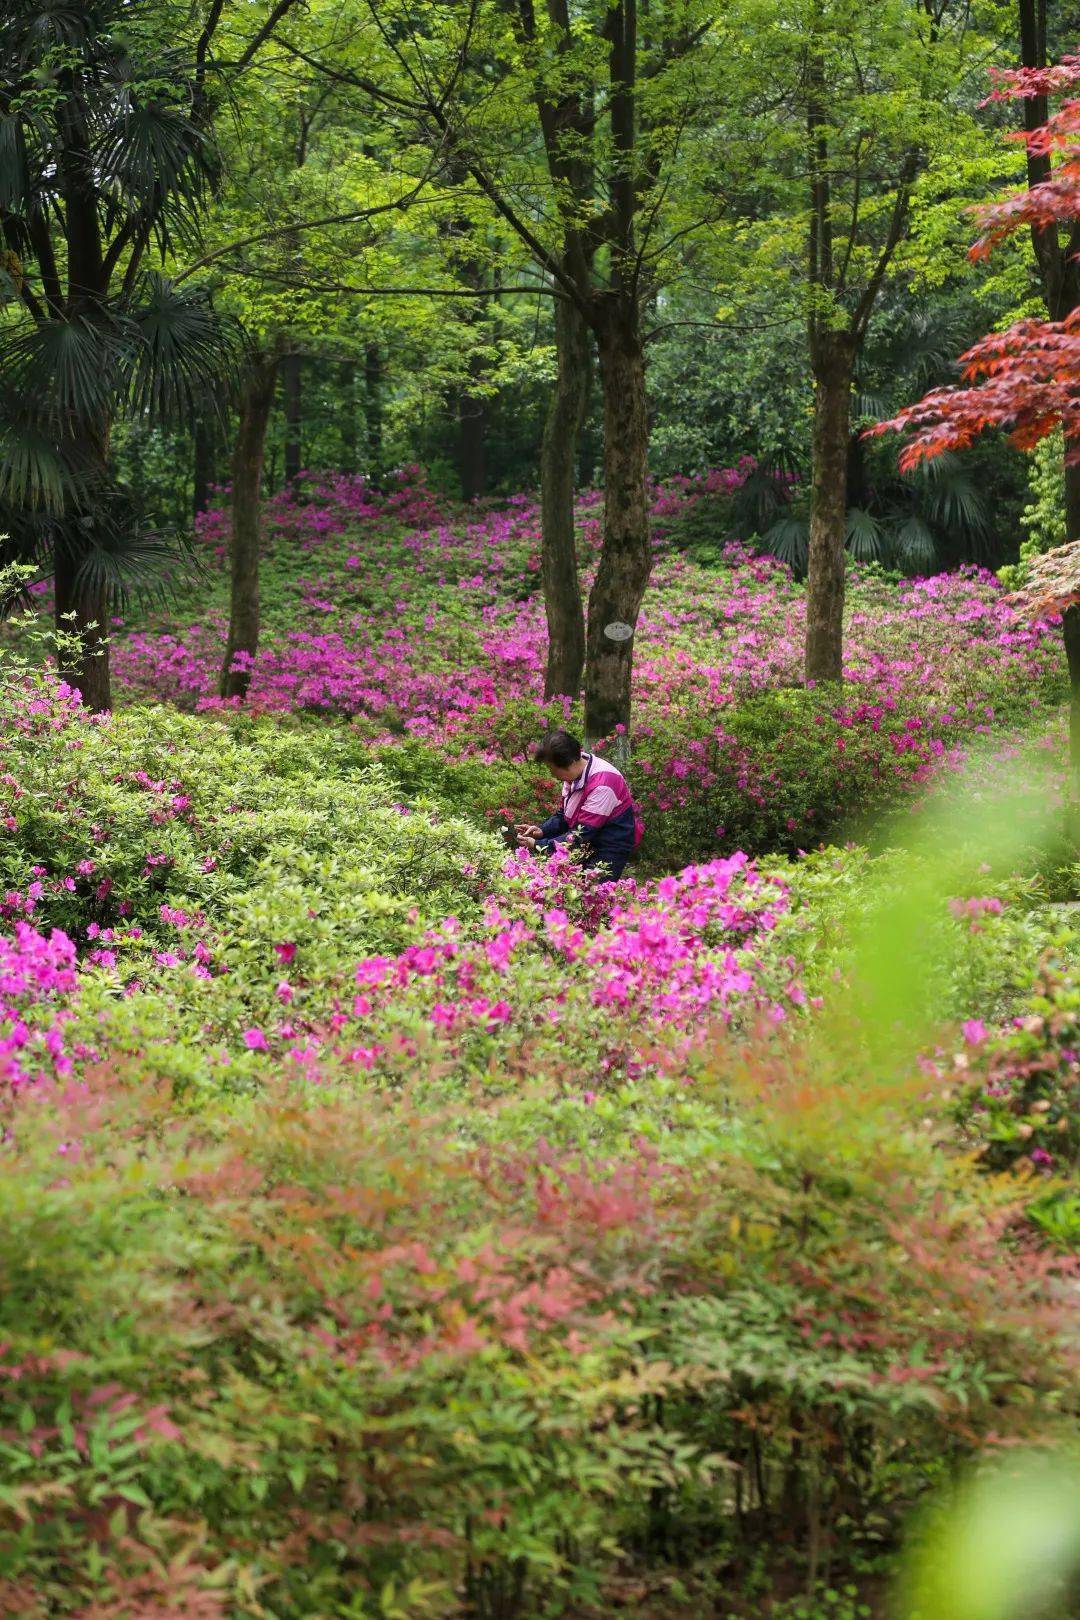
[535, 729, 582, 769]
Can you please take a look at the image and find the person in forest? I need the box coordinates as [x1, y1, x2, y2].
[516, 729, 643, 882]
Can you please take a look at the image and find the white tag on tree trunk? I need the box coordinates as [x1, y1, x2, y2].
[603, 620, 634, 642]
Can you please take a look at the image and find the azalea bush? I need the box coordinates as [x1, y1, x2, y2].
[88, 470, 1066, 872]
[0, 469, 1076, 1616]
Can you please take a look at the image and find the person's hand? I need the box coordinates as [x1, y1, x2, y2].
[515, 823, 541, 840]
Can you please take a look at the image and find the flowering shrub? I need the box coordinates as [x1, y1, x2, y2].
[0, 468, 1075, 1614]
[97, 471, 1065, 869]
[0, 1037, 1071, 1617]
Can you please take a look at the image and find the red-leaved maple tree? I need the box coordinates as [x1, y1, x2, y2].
[872, 56, 1080, 468]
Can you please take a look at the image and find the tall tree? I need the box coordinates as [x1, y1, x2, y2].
[699, 0, 1001, 683]
[291, 0, 726, 751]
[0, 0, 245, 708]
[1018, 2, 1080, 537]
[872, 55, 1080, 788]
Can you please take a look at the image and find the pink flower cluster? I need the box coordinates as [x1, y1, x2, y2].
[0, 922, 79, 1090]
[242, 849, 803, 1086]
[105, 470, 1061, 843]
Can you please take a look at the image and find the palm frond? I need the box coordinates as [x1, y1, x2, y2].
[892, 514, 938, 575]
[0, 415, 92, 512]
[95, 99, 212, 258]
[55, 489, 204, 612]
[0, 113, 32, 215]
[913, 458, 992, 548]
[852, 387, 891, 423]
[759, 514, 809, 573]
[0, 2, 108, 68]
[845, 506, 888, 562]
[120, 274, 246, 425]
[0, 315, 125, 428]
[731, 460, 796, 537]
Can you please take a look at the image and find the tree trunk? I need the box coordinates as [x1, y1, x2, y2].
[583, 305, 650, 757]
[456, 362, 487, 501]
[541, 296, 591, 699]
[339, 360, 358, 475]
[220, 358, 277, 701]
[54, 549, 110, 712]
[365, 342, 383, 465]
[805, 334, 857, 684]
[282, 353, 303, 486]
[1065, 459, 1080, 542]
[1063, 605, 1080, 835]
[1018, 0, 1080, 553]
[193, 413, 216, 519]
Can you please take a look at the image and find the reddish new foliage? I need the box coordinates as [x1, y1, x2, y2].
[872, 57, 1080, 467]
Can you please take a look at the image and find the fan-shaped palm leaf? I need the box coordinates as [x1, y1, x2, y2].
[845, 506, 888, 562]
[0, 1, 108, 68]
[760, 514, 809, 572]
[909, 454, 992, 551]
[0, 416, 92, 511]
[892, 514, 938, 575]
[0, 315, 125, 428]
[120, 275, 245, 425]
[51, 491, 203, 612]
[96, 99, 212, 259]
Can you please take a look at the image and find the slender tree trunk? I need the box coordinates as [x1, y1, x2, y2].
[456, 356, 487, 501]
[220, 357, 277, 701]
[542, 297, 591, 699]
[340, 360, 358, 475]
[54, 549, 110, 712]
[193, 413, 216, 519]
[282, 352, 303, 486]
[805, 333, 857, 684]
[365, 342, 383, 465]
[583, 304, 651, 756]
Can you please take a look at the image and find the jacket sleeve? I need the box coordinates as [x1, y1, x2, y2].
[538, 807, 569, 842]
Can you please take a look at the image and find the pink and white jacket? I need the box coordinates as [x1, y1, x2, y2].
[537, 752, 643, 868]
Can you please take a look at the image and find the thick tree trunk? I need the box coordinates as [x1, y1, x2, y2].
[365, 342, 383, 464]
[541, 296, 591, 699]
[805, 334, 857, 684]
[282, 353, 303, 486]
[1065, 459, 1080, 542]
[1063, 605, 1080, 835]
[54, 549, 110, 712]
[220, 358, 277, 701]
[583, 305, 650, 757]
[339, 360, 358, 475]
[193, 414, 216, 518]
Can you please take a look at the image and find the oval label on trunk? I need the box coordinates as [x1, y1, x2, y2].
[603, 620, 634, 642]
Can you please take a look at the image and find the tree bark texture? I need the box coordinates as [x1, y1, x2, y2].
[583, 306, 650, 755]
[339, 360, 358, 475]
[365, 342, 383, 464]
[804, 334, 857, 684]
[541, 296, 591, 699]
[1063, 605, 1080, 830]
[1019, 0, 1080, 539]
[456, 356, 487, 501]
[193, 413, 216, 518]
[282, 352, 303, 486]
[220, 358, 278, 701]
[54, 548, 110, 712]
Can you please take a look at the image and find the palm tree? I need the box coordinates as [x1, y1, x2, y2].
[0, 0, 241, 709]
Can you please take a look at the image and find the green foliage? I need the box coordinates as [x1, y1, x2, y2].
[999, 431, 1068, 591]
